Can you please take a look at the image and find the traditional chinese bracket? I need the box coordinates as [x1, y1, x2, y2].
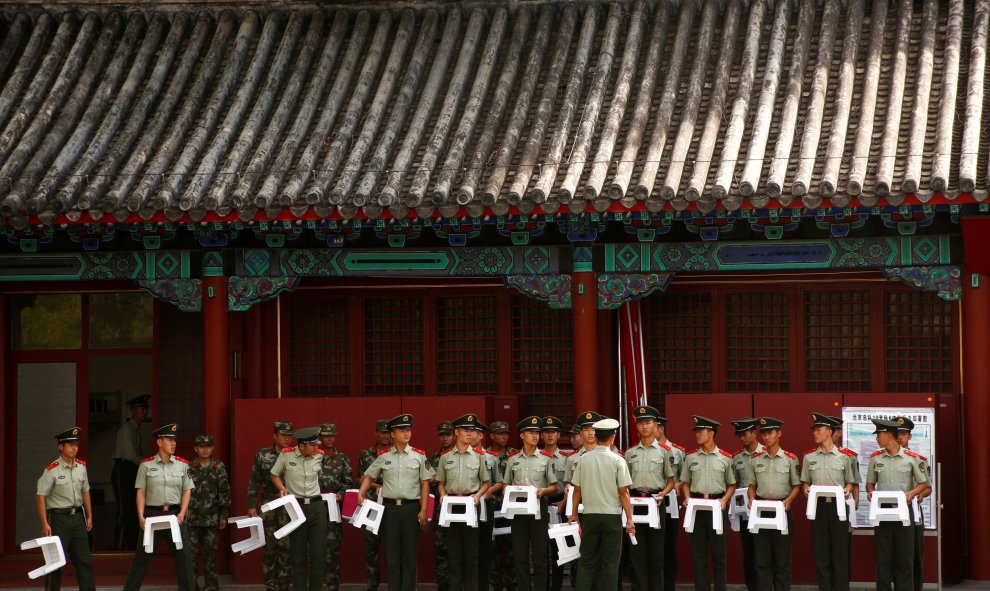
[882, 265, 962, 301]
[597, 273, 674, 309]
[137, 279, 203, 312]
[504, 275, 572, 309]
[227, 277, 301, 312]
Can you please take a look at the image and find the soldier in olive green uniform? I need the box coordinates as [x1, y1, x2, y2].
[624, 406, 676, 591]
[893, 416, 931, 591]
[436, 413, 491, 591]
[247, 420, 294, 591]
[826, 414, 860, 575]
[655, 415, 686, 591]
[562, 411, 602, 588]
[187, 434, 230, 591]
[800, 413, 856, 591]
[569, 418, 635, 591]
[866, 418, 930, 591]
[357, 419, 393, 591]
[113, 394, 150, 550]
[428, 421, 455, 591]
[730, 418, 763, 591]
[36, 427, 95, 591]
[541, 415, 568, 591]
[359, 414, 433, 591]
[679, 416, 737, 591]
[319, 423, 352, 591]
[485, 420, 516, 591]
[471, 421, 501, 591]
[271, 427, 327, 591]
[502, 416, 559, 591]
[745, 418, 800, 590]
[124, 423, 195, 591]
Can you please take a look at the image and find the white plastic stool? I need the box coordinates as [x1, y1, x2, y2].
[683, 499, 723, 534]
[564, 486, 584, 517]
[846, 496, 859, 527]
[665, 489, 679, 519]
[548, 505, 560, 525]
[228, 516, 265, 555]
[321, 493, 342, 523]
[747, 500, 788, 534]
[479, 497, 488, 523]
[728, 487, 749, 532]
[439, 496, 479, 527]
[261, 495, 306, 539]
[20, 536, 65, 579]
[548, 523, 581, 565]
[341, 489, 382, 520]
[868, 491, 911, 526]
[501, 485, 540, 519]
[143, 514, 183, 552]
[912, 497, 922, 525]
[621, 497, 661, 529]
[806, 485, 848, 521]
[351, 499, 385, 535]
[492, 509, 512, 538]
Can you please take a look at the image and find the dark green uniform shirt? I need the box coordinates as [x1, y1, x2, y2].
[247, 445, 283, 509]
[187, 458, 231, 526]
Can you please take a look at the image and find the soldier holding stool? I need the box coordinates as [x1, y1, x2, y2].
[247, 420, 294, 591]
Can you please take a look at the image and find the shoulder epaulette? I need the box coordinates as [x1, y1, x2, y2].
[803, 448, 817, 456]
[47, 461, 59, 471]
[315, 449, 325, 455]
[751, 451, 764, 458]
[784, 451, 797, 459]
[473, 447, 484, 455]
[616, 449, 625, 456]
[562, 450, 576, 457]
[658, 442, 671, 450]
[919, 454, 928, 461]
[175, 456, 189, 464]
[686, 449, 699, 455]
[672, 443, 686, 452]
[76, 458, 87, 466]
[411, 447, 426, 456]
[486, 450, 499, 456]
[281, 446, 295, 453]
[377, 448, 390, 456]
[904, 450, 919, 458]
[870, 450, 884, 457]
[732, 449, 744, 457]
[540, 450, 554, 457]
[839, 447, 858, 457]
[718, 449, 733, 458]
[507, 450, 521, 458]
[141, 456, 156, 463]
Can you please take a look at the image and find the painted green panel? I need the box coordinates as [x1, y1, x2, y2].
[342, 251, 451, 271]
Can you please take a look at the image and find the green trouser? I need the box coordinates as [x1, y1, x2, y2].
[662, 501, 679, 591]
[689, 509, 727, 591]
[187, 525, 219, 591]
[875, 506, 915, 591]
[445, 521, 480, 591]
[123, 508, 195, 591]
[753, 512, 793, 590]
[574, 513, 622, 591]
[261, 503, 292, 591]
[477, 503, 494, 591]
[810, 498, 850, 591]
[914, 516, 925, 591]
[45, 510, 95, 591]
[325, 521, 343, 591]
[290, 498, 327, 591]
[383, 502, 421, 591]
[434, 521, 449, 591]
[364, 527, 382, 590]
[629, 519, 664, 591]
[490, 511, 516, 590]
[740, 517, 757, 591]
[510, 503, 549, 591]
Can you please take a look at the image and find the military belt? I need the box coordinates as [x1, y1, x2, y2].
[382, 497, 417, 506]
[47, 507, 82, 515]
[632, 488, 662, 496]
[295, 495, 321, 505]
[690, 492, 725, 499]
[145, 505, 179, 513]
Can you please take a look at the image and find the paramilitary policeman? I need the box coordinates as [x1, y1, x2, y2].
[826, 414, 860, 573]
[503, 416, 559, 591]
[655, 414, 686, 591]
[800, 412, 855, 591]
[893, 415, 931, 591]
[123, 423, 195, 591]
[357, 418, 393, 591]
[540, 415, 569, 591]
[745, 418, 800, 590]
[271, 426, 327, 591]
[624, 406, 676, 591]
[36, 427, 95, 591]
[429, 421, 456, 591]
[247, 420, 294, 591]
[319, 423, 352, 591]
[471, 420, 501, 591]
[679, 415, 737, 591]
[187, 434, 230, 591]
[112, 394, 149, 550]
[730, 418, 763, 591]
[562, 411, 602, 587]
[485, 420, 516, 591]
[569, 417, 635, 591]
[866, 418, 930, 591]
[436, 413, 491, 591]
[359, 414, 433, 591]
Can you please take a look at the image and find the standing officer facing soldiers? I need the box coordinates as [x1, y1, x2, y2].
[435, 413, 491, 591]
[561, 411, 601, 588]
[745, 418, 800, 590]
[113, 394, 149, 550]
[866, 418, 930, 591]
[428, 421, 455, 591]
[319, 423, 352, 591]
[654, 414, 686, 591]
[731, 418, 763, 591]
[247, 420, 294, 591]
[800, 412, 856, 591]
[679, 415, 737, 591]
[271, 427, 327, 591]
[502, 416, 559, 591]
[540, 415, 569, 591]
[359, 414, 433, 591]
[569, 417, 635, 591]
[893, 415, 930, 591]
[357, 419, 392, 591]
[36, 427, 95, 591]
[187, 434, 230, 591]
[124, 423, 195, 591]
[624, 406, 676, 591]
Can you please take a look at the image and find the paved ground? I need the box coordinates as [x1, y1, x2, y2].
[57, 582, 985, 590]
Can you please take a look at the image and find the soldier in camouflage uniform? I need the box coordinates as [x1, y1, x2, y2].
[319, 423, 352, 591]
[486, 421, 517, 591]
[247, 420, 294, 591]
[187, 434, 231, 591]
[428, 421, 455, 591]
[357, 419, 393, 591]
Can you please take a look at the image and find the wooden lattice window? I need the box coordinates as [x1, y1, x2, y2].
[364, 298, 424, 395]
[437, 296, 499, 395]
[158, 303, 204, 433]
[512, 297, 572, 418]
[805, 291, 871, 391]
[726, 292, 790, 392]
[885, 291, 954, 392]
[287, 296, 350, 397]
[647, 292, 712, 393]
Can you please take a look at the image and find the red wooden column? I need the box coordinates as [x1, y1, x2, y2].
[203, 276, 231, 462]
[963, 271, 990, 580]
[573, 272, 598, 414]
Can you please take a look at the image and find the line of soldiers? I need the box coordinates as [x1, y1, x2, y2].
[36, 408, 931, 591]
